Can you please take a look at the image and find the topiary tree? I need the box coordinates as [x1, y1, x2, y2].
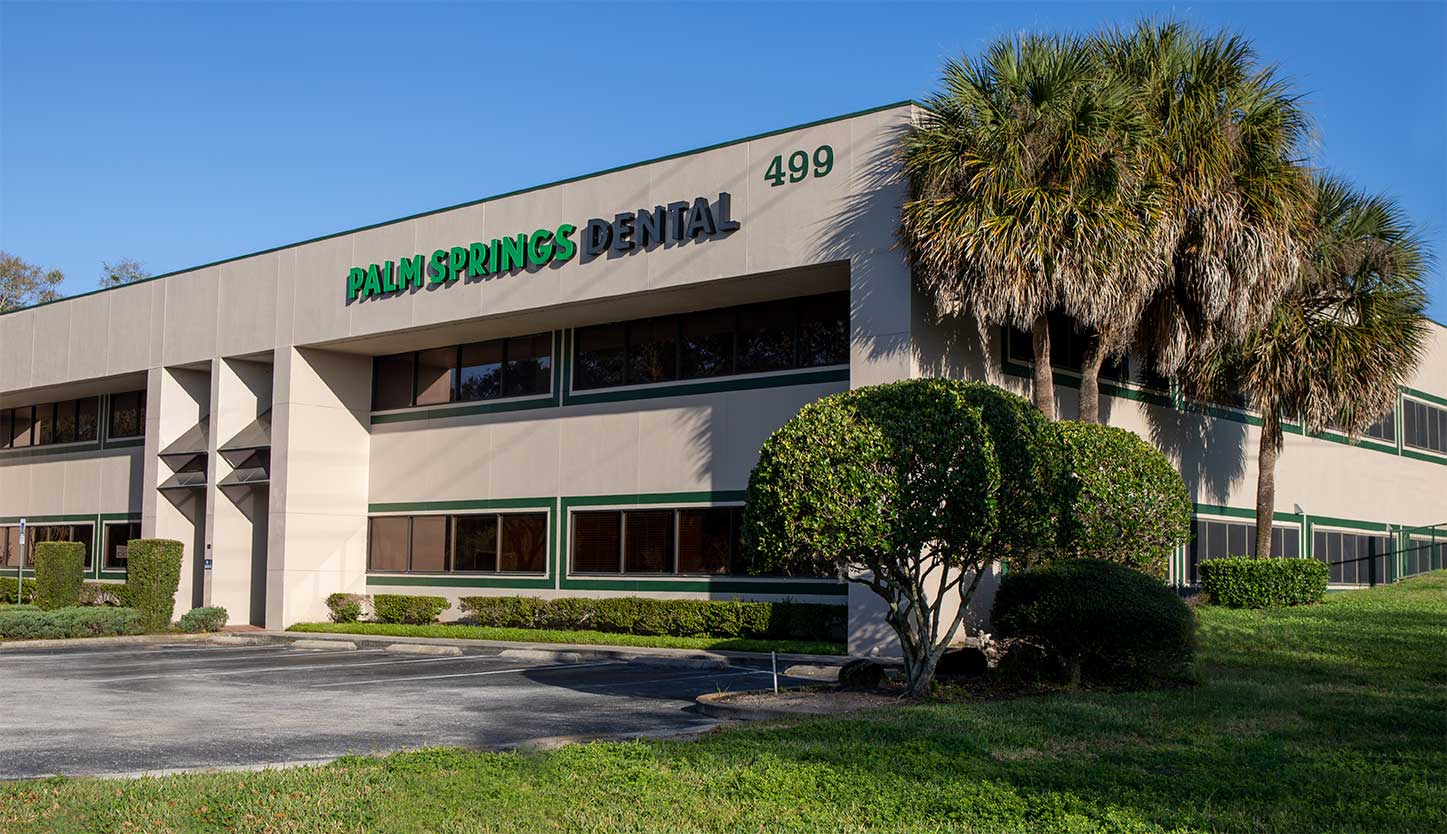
[125, 539, 183, 631]
[743, 378, 1001, 697]
[33, 542, 86, 610]
[991, 558, 1197, 686]
[1056, 421, 1191, 578]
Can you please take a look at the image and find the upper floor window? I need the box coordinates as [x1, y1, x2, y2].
[1403, 398, 1446, 454]
[572, 292, 849, 391]
[372, 333, 553, 411]
[108, 390, 146, 439]
[1005, 312, 1128, 383]
[0, 397, 101, 450]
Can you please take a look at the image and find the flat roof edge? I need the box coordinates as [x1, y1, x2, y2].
[0, 99, 918, 320]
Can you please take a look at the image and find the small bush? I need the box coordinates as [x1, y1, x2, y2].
[33, 542, 86, 610]
[373, 594, 449, 625]
[0, 576, 36, 605]
[1055, 422, 1192, 578]
[838, 658, 886, 690]
[0, 606, 144, 640]
[126, 539, 184, 631]
[80, 582, 127, 607]
[455, 596, 845, 641]
[1199, 557, 1329, 608]
[326, 593, 366, 623]
[991, 559, 1197, 686]
[178, 606, 229, 633]
[936, 646, 988, 678]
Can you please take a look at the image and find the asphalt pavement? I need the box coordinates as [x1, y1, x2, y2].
[0, 640, 805, 779]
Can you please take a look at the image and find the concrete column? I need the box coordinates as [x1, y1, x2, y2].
[266, 347, 370, 628]
[141, 365, 210, 618]
[208, 357, 272, 625]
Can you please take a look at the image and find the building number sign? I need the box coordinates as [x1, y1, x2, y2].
[764, 145, 833, 187]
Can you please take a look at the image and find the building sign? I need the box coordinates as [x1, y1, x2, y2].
[346, 191, 741, 302]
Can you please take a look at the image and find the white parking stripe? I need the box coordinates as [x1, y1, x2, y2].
[89, 652, 504, 683]
[309, 661, 623, 688]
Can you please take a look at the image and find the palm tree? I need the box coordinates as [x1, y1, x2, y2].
[901, 33, 1161, 417]
[1087, 22, 1314, 421]
[1193, 177, 1431, 558]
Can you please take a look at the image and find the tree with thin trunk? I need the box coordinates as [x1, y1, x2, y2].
[99, 257, 151, 287]
[901, 33, 1161, 418]
[0, 252, 64, 312]
[1190, 177, 1431, 558]
[1086, 22, 1314, 417]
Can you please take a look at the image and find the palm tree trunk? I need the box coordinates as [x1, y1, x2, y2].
[1254, 414, 1282, 559]
[1078, 334, 1105, 423]
[1031, 313, 1055, 418]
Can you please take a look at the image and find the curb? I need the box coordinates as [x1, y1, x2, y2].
[694, 692, 804, 721]
[385, 643, 462, 657]
[289, 639, 356, 651]
[0, 632, 219, 651]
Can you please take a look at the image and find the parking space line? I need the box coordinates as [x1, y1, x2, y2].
[0, 644, 293, 662]
[309, 660, 624, 688]
[89, 652, 506, 684]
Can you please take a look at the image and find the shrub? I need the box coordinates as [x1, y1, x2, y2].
[0, 576, 36, 605]
[1199, 557, 1329, 608]
[838, 658, 886, 690]
[991, 559, 1197, 685]
[0, 606, 144, 640]
[178, 606, 229, 633]
[743, 378, 1003, 696]
[326, 593, 366, 623]
[1056, 421, 1192, 578]
[126, 539, 184, 631]
[33, 542, 86, 610]
[80, 581, 127, 607]
[455, 596, 846, 642]
[373, 594, 449, 625]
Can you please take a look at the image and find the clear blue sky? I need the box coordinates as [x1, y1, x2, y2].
[2, 1, 1443, 320]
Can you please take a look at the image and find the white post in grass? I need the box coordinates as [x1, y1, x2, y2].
[772, 651, 778, 694]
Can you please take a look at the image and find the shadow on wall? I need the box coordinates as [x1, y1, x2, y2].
[1146, 404, 1247, 506]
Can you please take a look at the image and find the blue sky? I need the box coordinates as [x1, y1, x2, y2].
[2, 1, 1443, 320]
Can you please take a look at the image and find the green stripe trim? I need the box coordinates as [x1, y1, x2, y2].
[562, 367, 849, 406]
[1192, 503, 1301, 524]
[367, 574, 554, 590]
[0, 514, 99, 524]
[1, 100, 914, 320]
[1307, 515, 1391, 533]
[560, 578, 848, 596]
[1403, 387, 1447, 408]
[371, 394, 558, 425]
[563, 491, 747, 508]
[1401, 447, 1447, 465]
[368, 497, 555, 513]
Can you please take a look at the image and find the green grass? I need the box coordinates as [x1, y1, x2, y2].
[285, 621, 845, 656]
[6, 573, 1445, 833]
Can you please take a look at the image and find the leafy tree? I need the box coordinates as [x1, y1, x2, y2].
[743, 379, 1001, 696]
[1092, 21, 1313, 421]
[1189, 178, 1431, 557]
[1055, 420, 1192, 578]
[0, 251, 64, 312]
[900, 34, 1161, 418]
[99, 257, 151, 287]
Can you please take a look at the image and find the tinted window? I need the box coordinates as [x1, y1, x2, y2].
[798, 293, 849, 367]
[1188, 519, 1299, 583]
[574, 324, 627, 390]
[11, 406, 33, 447]
[368, 517, 410, 572]
[680, 309, 736, 378]
[453, 514, 499, 571]
[409, 515, 450, 572]
[53, 400, 77, 444]
[500, 514, 547, 573]
[109, 391, 145, 439]
[624, 510, 674, 573]
[414, 348, 455, 407]
[503, 334, 552, 398]
[572, 512, 622, 573]
[677, 508, 734, 574]
[737, 302, 796, 373]
[76, 397, 99, 442]
[458, 342, 503, 402]
[104, 522, 142, 570]
[373, 354, 415, 410]
[627, 318, 678, 385]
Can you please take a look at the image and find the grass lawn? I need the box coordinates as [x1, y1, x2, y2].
[5, 573, 1445, 833]
[285, 621, 845, 656]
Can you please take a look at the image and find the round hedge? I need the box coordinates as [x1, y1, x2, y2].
[1057, 421, 1191, 578]
[991, 559, 1197, 685]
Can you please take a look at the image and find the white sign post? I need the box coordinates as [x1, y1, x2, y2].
[16, 518, 26, 600]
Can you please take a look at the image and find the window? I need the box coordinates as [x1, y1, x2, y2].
[572, 292, 849, 391]
[108, 390, 145, 439]
[569, 507, 830, 577]
[1, 524, 96, 569]
[370, 334, 553, 411]
[0, 397, 101, 451]
[1328, 409, 1395, 442]
[103, 522, 142, 570]
[1403, 538, 1444, 580]
[1312, 530, 1391, 586]
[367, 512, 548, 574]
[1403, 398, 1447, 454]
[1188, 519, 1299, 584]
[1006, 312, 1128, 382]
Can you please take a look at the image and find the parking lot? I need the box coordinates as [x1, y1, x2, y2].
[0, 640, 805, 780]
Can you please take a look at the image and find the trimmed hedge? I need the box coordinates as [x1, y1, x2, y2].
[0, 576, 36, 605]
[33, 542, 86, 610]
[0, 606, 144, 640]
[991, 559, 1197, 685]
[456, 596, 846, 642]
[326, 593, 365, 623]
[126, 539, 184, 631]
[1199, 557, 1329, 608]
[373, 594, 449, 625]
[1056, 422, 1192, 579]
[178, 606, 229, 633]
